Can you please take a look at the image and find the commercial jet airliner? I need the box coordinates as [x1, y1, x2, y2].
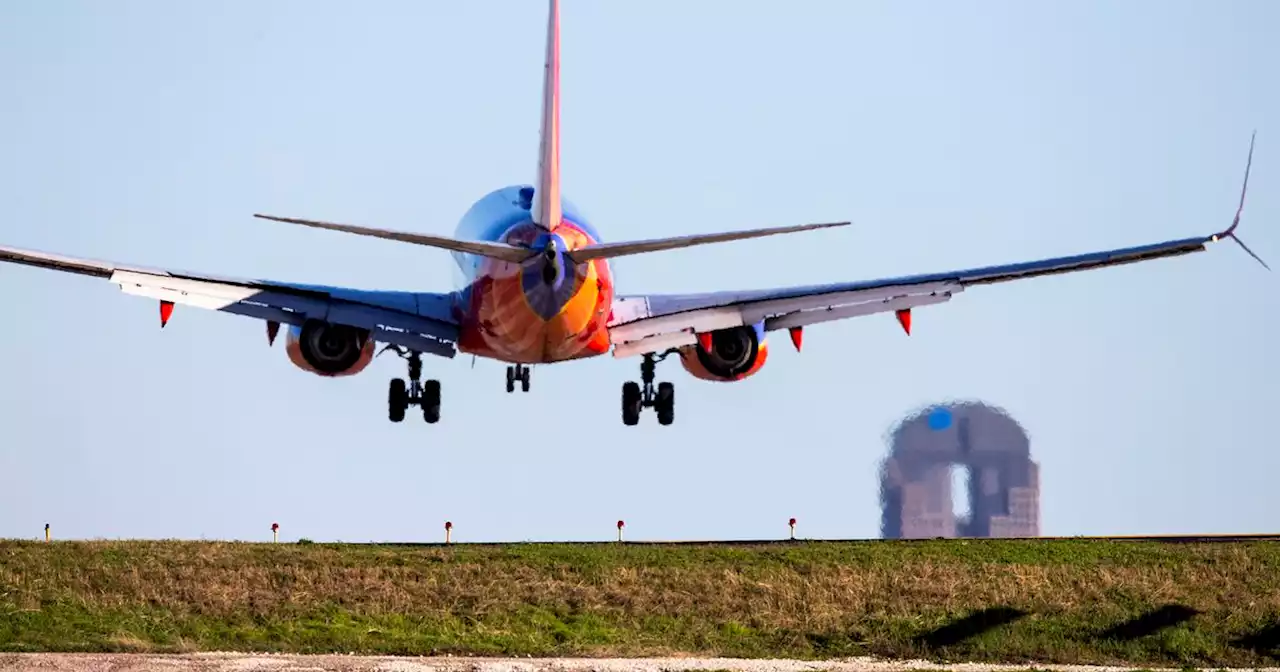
[0, 1, 1268, 426]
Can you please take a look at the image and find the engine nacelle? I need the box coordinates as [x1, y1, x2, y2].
[284, 320, 375, 377]
[678, 324, 770, 382]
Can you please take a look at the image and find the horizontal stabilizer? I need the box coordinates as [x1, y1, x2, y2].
[254, 214, 534, 264]
[568, 221, 850, 263]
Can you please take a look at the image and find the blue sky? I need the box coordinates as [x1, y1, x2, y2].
[1, 0, 1276, 543]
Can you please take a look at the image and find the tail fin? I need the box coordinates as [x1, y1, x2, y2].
[532, 0, 562, 231]
[1212, 130, 1270, 270]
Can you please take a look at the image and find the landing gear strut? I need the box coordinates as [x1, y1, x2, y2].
[383, 346, 442, 424]
[622, 350, 676, 426]
[506, 364, 531, 393]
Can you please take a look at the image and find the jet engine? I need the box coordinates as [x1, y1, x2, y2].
[284, 320, 376, 377]
[678, 324, 770, 382]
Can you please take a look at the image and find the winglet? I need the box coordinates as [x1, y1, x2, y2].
[1211, 130, 1270, 270]
[532, 0, 562, 231]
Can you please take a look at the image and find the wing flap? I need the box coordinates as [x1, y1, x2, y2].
[111, 269, 460, 358]
[609, 281, 960, 358]
[1, 244, 461, 359]
[764, 292, 953, 332]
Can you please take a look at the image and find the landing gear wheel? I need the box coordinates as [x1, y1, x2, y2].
[422, 379, 441, 424]
[622, 382, 642, 426]
[656, 382, 675, 426]
[620, 350, 678, 426]
[506, 364, 532, 393]
[389, 378, 408, 423]
[380, 347, 441, 425]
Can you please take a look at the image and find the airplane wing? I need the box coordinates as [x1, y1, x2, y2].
[608, 233, 1211, 357]
[0, 245, 460, 358]
[610, 132, 1267, 358]
[608, 232, 1256, 357]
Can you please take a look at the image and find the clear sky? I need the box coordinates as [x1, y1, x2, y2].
[1, 0, 1276, 543]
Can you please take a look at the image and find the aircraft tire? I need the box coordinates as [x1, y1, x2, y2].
[389, 378, 407, 423]
[622, 382, 642, 426]
[656, 382, 674, 426]
[423, 379, 441, 424]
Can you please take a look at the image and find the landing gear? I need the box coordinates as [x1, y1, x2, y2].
[383, 347, 442, 424]
[506, 364, 531, 393]
[622, 350, 676, 426]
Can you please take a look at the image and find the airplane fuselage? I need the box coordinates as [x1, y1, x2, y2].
[449, 185, 614, 364]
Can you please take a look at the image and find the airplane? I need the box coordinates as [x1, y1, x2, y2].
[0, 0, 1269, 427]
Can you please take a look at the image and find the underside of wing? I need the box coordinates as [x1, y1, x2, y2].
[607, 232, 1220, 358]
[0, 244, 460, 358]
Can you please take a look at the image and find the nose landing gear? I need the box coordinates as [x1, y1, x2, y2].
[382, 346, 442, 424]
[622, 349, 676, 426]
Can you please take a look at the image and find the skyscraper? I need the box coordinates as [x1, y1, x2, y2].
[880, 401, 1039, 539]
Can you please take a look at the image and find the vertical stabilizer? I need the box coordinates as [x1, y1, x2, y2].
[532, 0, 562, 231]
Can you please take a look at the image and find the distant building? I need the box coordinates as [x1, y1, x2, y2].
[880, 401, 1039, 539]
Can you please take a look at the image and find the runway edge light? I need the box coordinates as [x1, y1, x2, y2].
[617, 520, 625, 542]
[445, 521, 453, 544]
[271, 522, 279, 543]
[789, 517, 796, 540]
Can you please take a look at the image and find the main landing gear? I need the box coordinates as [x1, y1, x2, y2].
[383, 346, 442, 424]
[622, 350, 676, 426]
[506, 364, 531, 393]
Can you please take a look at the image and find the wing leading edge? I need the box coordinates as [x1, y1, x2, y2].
[608, 133, 1268, 358]
[0, 245, 460, 358]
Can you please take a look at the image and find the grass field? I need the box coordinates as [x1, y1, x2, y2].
[1, 539, 1278, 667]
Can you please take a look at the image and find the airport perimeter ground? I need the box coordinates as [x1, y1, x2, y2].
[1, 538, 1278, 670]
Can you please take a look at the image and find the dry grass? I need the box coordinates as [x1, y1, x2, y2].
[1, 539, 1278, 666]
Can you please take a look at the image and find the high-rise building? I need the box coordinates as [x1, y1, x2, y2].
[880, 401, 1039, 539]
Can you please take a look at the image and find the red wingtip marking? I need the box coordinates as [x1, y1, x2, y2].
[697, 332, 714, 352]
[266, 320, 280, 346]
[895, 308, 912, 335]
[159, 300, 175, 328]
[789, 326, 803, 352]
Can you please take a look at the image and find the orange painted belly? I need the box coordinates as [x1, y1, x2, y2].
[457, 256, 614, 363]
